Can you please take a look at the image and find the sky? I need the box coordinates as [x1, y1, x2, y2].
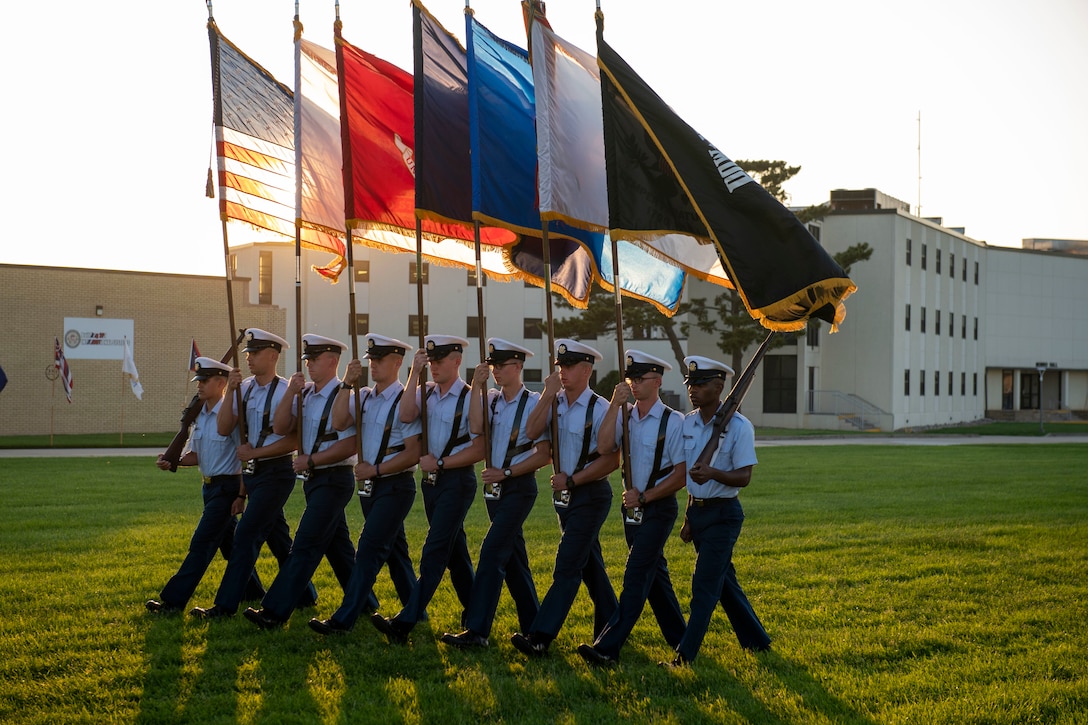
[4, 0, 1086, 277]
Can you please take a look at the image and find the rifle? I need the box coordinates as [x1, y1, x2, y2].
[161, 330, 246, 472]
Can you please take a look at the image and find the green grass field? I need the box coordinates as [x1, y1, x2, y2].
[1, 445, 1085, 724]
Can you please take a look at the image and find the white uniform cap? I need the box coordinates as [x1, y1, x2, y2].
[554, 338, 604, 365]
[302, 333, 348, 359]
[683, 355, 735, 384]
[424, 334, 470, 359]
[191, 356, 232, 381]
[624, 349, 672, 377]
[243, 328, 289, 353]
[365, 334, 411, 359]
[486, 337, 534, 364]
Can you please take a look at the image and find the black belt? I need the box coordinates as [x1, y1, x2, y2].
[252, 455, 292, 472]
[312, 465, 354, 474]
[375, 470, 414, 482]
[690, 496, 733, 508]
[202, 474, 241, 485]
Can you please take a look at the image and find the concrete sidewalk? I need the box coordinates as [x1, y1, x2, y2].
[1, 434, 1084, 458]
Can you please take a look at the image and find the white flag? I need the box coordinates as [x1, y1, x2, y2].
[122, 337, 144, 401]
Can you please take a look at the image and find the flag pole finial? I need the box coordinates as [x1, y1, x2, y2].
[465, 0, 474, 17]
[335, 0, 340, 22]
[206, 0, 213, 22]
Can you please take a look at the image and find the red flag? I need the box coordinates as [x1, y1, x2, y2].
[189, 339, 201, 372]
[54, 337, 73, 403]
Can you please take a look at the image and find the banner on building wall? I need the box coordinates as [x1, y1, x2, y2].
[62, 318, 135, 360]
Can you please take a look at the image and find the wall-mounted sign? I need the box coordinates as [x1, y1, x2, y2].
[62, 318, 135, 360]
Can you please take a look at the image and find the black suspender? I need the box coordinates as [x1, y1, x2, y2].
[242, 377, 280, 448]
[433, 385, 471, 459]
[494, 389, 532, 469]
[645, 407, 675, 490]
[573, 394, 601, 474]
[306, 386, 340, 456]
[375, 390, 406, 465]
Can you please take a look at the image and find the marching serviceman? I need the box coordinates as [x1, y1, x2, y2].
[576, 350, 687, 666]
[146, 357, 262, 613]
[243, 334, 358, 629]
[370, 334, 484, 644]
[189, 328, 317, 619]
[665, 355, 771, 667]
[510, 339, 619, 658]
[440, 338, 550, 649]
[308, 334, 423, 635]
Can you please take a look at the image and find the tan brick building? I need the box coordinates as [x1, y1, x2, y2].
[0, 264, 285, 437]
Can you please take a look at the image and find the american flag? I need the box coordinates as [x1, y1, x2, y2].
[54, 337, 73, 403]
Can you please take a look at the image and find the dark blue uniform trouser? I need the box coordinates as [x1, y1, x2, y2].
[592, 495, 686, 659]
[359, 476, 417, 613]
[529, 479, 617, 642]
[212, 458, 317, 613]
[463, 472, 539, 637]
[676, 497, 770, 662]
[331, 472, 417, 629]
[159, 477, 263, 608]
[260, 466, 356, 622]
[392, 466, 476, 629]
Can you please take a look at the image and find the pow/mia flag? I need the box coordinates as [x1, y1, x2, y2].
[596, 30, 856, 332]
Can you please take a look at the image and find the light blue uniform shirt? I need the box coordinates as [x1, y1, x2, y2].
[349, 381, 421, 469]
[539, 386, 611, 477]
[620, 399, 684, 493]
[414, 377, 476, 460]
[681, 406, 757, 499]
[234, 375, 288, 453]
[188, 398, 242, 477]
[292, 378, 357, 469]
[485, 386, 547, 469]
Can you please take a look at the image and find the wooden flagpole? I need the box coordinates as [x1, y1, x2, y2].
[415, 218, 430, 458]
[473, 220, 492, 469]
[293, 5, 307, 447]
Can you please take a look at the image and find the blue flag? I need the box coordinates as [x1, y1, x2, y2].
[466, 15, 685, 315]
[0, 364, 7, 393]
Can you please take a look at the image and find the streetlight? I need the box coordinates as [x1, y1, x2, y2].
[1034, 362, 1057, 435]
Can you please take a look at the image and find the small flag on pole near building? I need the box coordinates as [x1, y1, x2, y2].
[189, 339, 201, 372]
[54, 337, 73, 403]
[122, 338, 144, 401]
[0, 364, 8, 393]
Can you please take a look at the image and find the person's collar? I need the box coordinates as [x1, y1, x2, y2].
[502, 384, 527, 403]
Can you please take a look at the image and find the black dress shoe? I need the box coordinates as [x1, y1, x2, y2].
[243, 607, 284, 630]
[510, 632, 548, 658]
[370, 613, 409, 644]
[190, 605, 233, 619]
[309, 617, 351, 636]
[440, 630, 489, 649]
[145, 599, 182, 614]
[577, 643, 616, 667]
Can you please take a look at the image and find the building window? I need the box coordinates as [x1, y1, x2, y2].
[905, 304, 911, 331]
[920, 370, 926, 396]
[973, 317, 978, 340]
[935, 310, 941, 336]
[936, 249, 942, 275]
[963, 260, 968, 282]
[949, 312, 955, 337]
[1002, 370, 1014, 409]
[259, 251, 273, 305]
[409, 314, 429, 337]
[906, 239, 912, 266]
[229, 253, 239, 279]
[352, 313, 370, 337]
[807, 223, 821, 241]
[935, 370, 940, 397]
[466, 268, 487, 287]
[948, 371, 953, 396]
[354, 260, 370, 284]
[806, 324, 820, 347]
[949, 254, 955, 278]
[904, 369, 910, 396]
[920, 306, 926, 333]
[763, 355, 797, 414]
[524, 368, 542, 383]
[523, 317, 543, 340]
[922, 244, 927, 270]
[409, 261, 430, 285]
[962, 315, 967, 339]
[974, 261, 979, 285]
[467, 316, 481, 339]
[973, 372, 978, 396]
[961, 372, 966, 396]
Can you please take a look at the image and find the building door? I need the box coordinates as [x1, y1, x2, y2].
[1001, 370, 1014, 410]
[1019, 372, 1039, 410]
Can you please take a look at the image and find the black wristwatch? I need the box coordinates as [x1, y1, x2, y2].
[340, 381, 353, 391]
[503, 467, 513, 479]
[638, 491, 646, 506]
[566, 474, 576, 490]
[437, 458, 445, 470]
